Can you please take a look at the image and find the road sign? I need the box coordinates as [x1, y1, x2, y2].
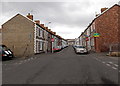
[86, 37, 89, 41]
[93, 33, 100, 37]
[51, 38, 54, 42]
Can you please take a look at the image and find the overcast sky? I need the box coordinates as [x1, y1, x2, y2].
[0, 0, 119, 39]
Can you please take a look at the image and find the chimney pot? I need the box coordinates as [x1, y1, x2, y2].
[54, 32, 56, 34]
[45, 27, 48, 30]
[101, 8, 108, 13]
[40, 24, 44, 27]
[27, 13, 33, 20]
[44, 27, 48, 31]
[35, 20, 40, 24]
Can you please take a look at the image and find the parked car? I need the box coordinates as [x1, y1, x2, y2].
[74, 45, 88, 54]
[0, 45, 14, 60]
[53, 46, 60, 52]
[73, 45, 79, 50]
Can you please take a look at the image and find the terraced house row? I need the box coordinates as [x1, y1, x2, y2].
[75, 4, 120, 56]
[1, 13, 68, 57]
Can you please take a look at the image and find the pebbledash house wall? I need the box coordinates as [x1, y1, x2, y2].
[94, 4, 120, 52]
[2, 14, 35, 57]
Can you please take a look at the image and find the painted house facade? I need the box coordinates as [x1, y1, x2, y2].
[34, 23, 47, 53]
[2, 13, 68, 57]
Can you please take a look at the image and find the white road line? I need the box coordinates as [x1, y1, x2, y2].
[102, 62, 106, 64]
[106, 64, 111, 66]
[112, 67, 117, 70]
[114, 64, 118, 67]
[108, 62, 113, 64]
[18, 63, 22, 65]
[28, 59, 31, 61]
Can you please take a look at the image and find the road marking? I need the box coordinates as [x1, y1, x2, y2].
[28, 59, 31, 61]
[94, 58, 118, 71]
[18, 63, 22, 65]
[114, 64, 118, 67]
[106, 64, 111, 66]
[108, 62, 113, 64]
[31, 58, 33, 60]
[112, 67, 117, 70]
[102, 62, 105, 64]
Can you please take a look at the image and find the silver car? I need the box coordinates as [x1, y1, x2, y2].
[75, 46, 88, 54]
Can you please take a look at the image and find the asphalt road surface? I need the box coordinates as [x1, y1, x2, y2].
[2, 46, 119, 85]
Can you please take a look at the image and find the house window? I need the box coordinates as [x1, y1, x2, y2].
[36, 26, 40, 37]
[40, 41, 43, 50]
[40, 30, 43, 38]
[36, 41, 39, 53]
[39, 29, 41, 37]
[43, 30, 45, 38]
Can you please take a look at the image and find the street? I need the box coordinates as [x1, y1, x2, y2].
[2, 46, 119, 84]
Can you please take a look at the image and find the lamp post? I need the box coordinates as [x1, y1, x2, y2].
[46, 21, 54, 53]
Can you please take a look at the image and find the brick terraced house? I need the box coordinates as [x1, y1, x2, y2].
[77, 4, 120, 54]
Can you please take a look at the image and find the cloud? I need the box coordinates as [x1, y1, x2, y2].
[0, 0, 119, 38]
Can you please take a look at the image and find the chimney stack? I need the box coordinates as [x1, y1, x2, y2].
[27, 13, 33, 20]
[35, 20, 40, 24]
[48, 29, 51, 31]
[101, 8, 108, 13]
[96, 14, 100, 17]
[45, 27, 48, 29]
[53, 32, 56, 35]
[45, 27, 48, 30]
[40, 24, 44, 27]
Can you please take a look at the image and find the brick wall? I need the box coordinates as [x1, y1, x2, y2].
[95, 5, 119, 52]
[118, 5, 120, 51]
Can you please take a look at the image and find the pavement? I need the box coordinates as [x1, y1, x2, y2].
[2, 46, 119, 85]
